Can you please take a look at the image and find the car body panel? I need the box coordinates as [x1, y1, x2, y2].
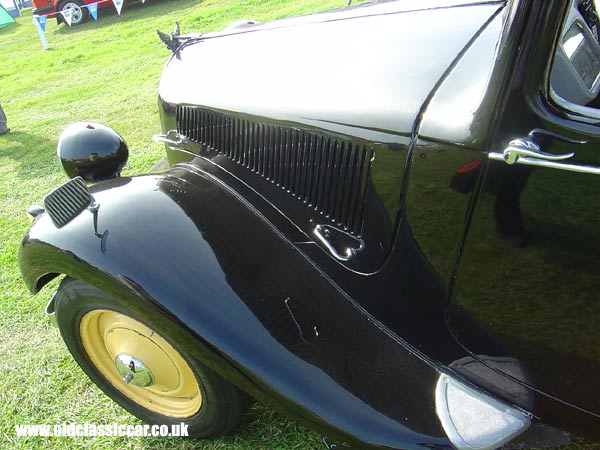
[158, 1, 504, 275]
[19, 165, 451, 449]
[448, 0, 600, 435]
[159, 2, 503, 141]
[420, 7, 508, 147]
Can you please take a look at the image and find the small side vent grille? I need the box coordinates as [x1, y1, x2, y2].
[43, 176, 92, 228]
[177, 106, 373, 235]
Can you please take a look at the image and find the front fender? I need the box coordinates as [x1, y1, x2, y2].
[19, 164, 449, 449]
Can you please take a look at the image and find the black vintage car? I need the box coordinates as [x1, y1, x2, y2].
[18, 0, 600, 448]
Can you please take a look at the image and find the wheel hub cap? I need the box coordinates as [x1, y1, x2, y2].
[115, 353, 154, 387]
[79, 309, 202, 417]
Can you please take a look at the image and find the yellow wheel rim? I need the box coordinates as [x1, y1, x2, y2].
[80, 309, 202, 418]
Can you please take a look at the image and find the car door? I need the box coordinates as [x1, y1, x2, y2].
[449, 0, 600, 437]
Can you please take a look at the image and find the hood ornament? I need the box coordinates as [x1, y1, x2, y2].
[157, 22, 203, 53]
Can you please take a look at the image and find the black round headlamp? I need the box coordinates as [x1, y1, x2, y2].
[57, 122, 128, 182]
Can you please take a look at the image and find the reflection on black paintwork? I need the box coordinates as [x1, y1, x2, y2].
[452, 160, 600, 417]
[154, 169, 449, 440]
[370, 143, 407, 224]
[405, 140, 484, 285]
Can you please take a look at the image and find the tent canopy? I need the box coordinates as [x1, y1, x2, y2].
[0, 4, 15, 27]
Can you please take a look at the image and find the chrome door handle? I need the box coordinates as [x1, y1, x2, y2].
[152, 130, 188, 146]
[502, 138, 574, 165]
[313, 224, 365, 261]
[489, 133, 600, 176]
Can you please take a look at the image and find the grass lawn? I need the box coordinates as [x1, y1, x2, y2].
[0, 1, 346, 448]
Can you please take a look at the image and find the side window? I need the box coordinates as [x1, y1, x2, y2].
[550, 0, 600, 110]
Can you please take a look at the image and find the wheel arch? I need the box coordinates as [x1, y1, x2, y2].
[17, 169, 294, 399]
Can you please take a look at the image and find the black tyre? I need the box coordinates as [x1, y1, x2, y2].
[54, 276, 250, 437]
[58, 0, 89, 26]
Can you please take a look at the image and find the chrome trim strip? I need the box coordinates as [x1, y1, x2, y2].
[489, 152, 600, 175]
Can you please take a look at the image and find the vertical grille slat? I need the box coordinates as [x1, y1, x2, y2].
[343, 144, 360, 230]
[336, 143, 352, 226]
[199, 109, 205, 144]
[264, 124, 271, 179]
[258, 124, 265, 177]
[322, 138, 335, 217]
[282, 129, 291, 191]
[315, 137, 329, 213]
[194, 108, 200, 143]
[208, 110, 213, 145]
[205, 110, 210, 146]
[221, 115, 227, 157]
[175, 106, 373, 235]
[313, 136, 324, 210]
[233, 118, 239, 162]
[246, 122, 253, 170]
[227, 116, 233, 158]
[295, 131, 305, 198]
[241, 120, 247, 167]
[255, 124, 261, 174]
[266, 125, 274, 182]
[297, 133, 308, 201]
[189, 108, 195, 142]
[226, 117, 233, 159]
[280, 127, 287, 188]
[303, 135, 314, 204]
[235, 118, 241, 163]
[330, 141, 344, 223]
[250, 122, 257, 172]
[275, 127, 282, 185]
[244, 120, 251, 168]
[289, 130, 298, 196]
[210, 111, 217, 149]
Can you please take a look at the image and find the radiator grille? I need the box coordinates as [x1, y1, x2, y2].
[176, 106, 373, 235]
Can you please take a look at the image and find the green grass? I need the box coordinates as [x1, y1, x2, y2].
[0, 1, 346, 448]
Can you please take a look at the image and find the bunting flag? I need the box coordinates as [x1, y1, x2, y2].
[87, 3, 98, 20]
[33, 15, 50, 50]
[34, 14, 47, 31]
[33, 0, 140, 50]
[61, 8, 72, 26]
[112, 0, 123, 15]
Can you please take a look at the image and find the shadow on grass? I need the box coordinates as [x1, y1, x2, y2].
[0, 130, 58, 180]
[52, 0, 196, 35]
[137, 402, 320, 449]
[0, 21, 22, 37]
